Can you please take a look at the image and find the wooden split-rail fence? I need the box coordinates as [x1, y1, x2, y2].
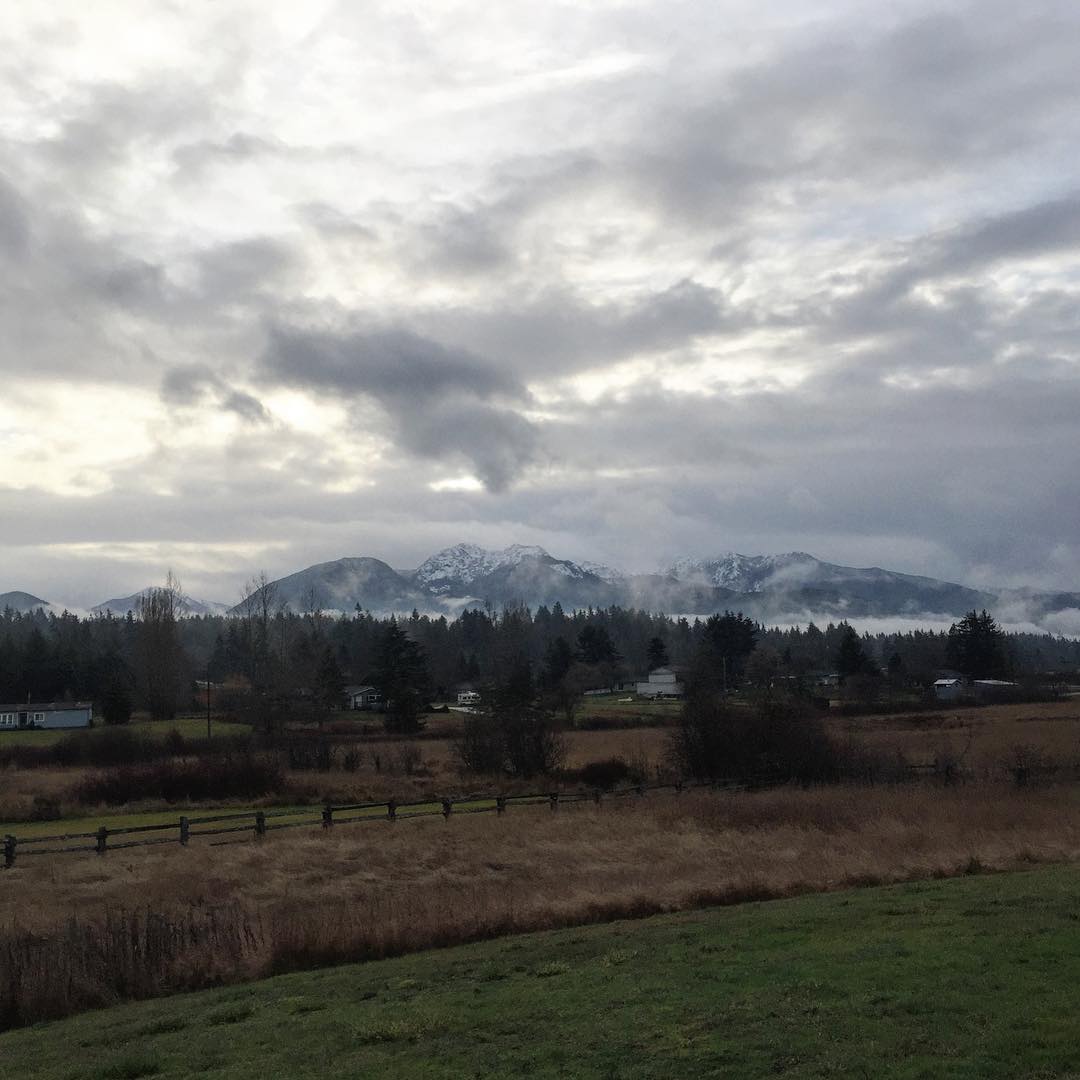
[1, 780, 735, 869]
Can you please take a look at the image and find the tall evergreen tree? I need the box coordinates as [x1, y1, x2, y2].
[646, 636, 670, 670]
[834, 623, 873, 680]
[373, 621, 431, 733]
[946, 610, 1008, 679]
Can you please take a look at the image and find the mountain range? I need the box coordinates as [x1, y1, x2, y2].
[225, 544, 1077, 626]
[4, 545, 1079, 628]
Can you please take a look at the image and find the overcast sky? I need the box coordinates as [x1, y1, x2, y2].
[2, 0, 1079, 607]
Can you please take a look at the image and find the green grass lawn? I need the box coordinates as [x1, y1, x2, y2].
[4, 865, 1080, 1079]
[0, 716, 251, 747]
[576, 694, 681, 723]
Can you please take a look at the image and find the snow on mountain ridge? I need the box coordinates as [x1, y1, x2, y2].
[668, 552, 819, 592]
[414, 543, 555, 593]
[578, 561, 626, 584]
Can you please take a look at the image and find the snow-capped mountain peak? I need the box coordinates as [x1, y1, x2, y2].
[413, 543, 554, 594]
[667, 552, 820, 592]
[578, 561, 626, 584]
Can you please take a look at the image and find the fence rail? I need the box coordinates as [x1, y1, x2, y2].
[2, 780, 746, 869]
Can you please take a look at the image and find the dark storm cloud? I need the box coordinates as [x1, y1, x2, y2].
[261, 323, 539, 490]
[161, 363, 270, 424]
[263, 323, 527, 402]
[403, 399, 541, 493]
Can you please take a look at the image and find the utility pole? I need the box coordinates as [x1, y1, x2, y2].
[206, 664, 212, 740]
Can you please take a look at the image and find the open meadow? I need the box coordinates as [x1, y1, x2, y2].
[5, 780, 1080, 1029]
[3, 864, 1080, 1079]
[4, 697, 1078, 830]
[4, 695, 1080, 1032]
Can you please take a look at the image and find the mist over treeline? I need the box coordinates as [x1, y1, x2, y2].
[2, 596, 1078, 714]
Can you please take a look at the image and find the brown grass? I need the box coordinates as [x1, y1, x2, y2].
[4, 780, 1080, 1028]
[826, 698, 1080, 776]
[0, 729, 674, 826]
[4, 699, 1078, 824]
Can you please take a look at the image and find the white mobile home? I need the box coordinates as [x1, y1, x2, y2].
[0, 702, 93, 730]
[636, 667, 685, 699]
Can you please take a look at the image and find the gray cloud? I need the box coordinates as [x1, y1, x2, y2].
[0, 173, 30, 255]
[3, 0, 1080, 605]
[161, 363, 270, 424]
[415, 278, 735, 380]
[261, 323, 539, 489]
[263, 323, 527, 402]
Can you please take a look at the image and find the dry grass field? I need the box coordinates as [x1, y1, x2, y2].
[825, 698, 1080, 776]
[0, 727, 672, 827]
[3, 699, 1079, 828]
[5, 780, 1080, 1027]
[10, 784, 1080, 930]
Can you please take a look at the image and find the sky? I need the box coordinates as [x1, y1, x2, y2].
[2, 0, 1079, 608]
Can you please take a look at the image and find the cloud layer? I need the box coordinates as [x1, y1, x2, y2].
[1, 0, 1079, 606]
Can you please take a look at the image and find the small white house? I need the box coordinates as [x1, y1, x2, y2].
[457, 690, 481, 706]
[933, 678, 964, 702]
[636, 667, 685, 699]
[345, 685, 382, 711]
[0, 702, 93, 730]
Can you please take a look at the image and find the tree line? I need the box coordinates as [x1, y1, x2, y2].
[1, 574, 1077, 726]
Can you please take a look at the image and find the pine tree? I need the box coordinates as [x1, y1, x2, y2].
[834, 623, 872, 680]
[646, 636, 670, 670]
[373, 621, 431, 734]
[946, 610, 1008, 679]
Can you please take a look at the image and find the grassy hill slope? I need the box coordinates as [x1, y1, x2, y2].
[4, 865, 1080, 1079]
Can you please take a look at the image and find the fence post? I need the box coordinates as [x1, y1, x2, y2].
[549, 792, 558, 812]
[496, 796, 506, 815]
[322, 805, 334, 829]
[593, 789, 601, 806]
[179, 816, 190, 846]
[96, 826, 108, 856]
[675, 780, 683, 796]
[255, 811, 266, 840]
[441, 798, 452, 820]
[3, 834, 15, 869]
[387, 799, 397, 822]
[636, 783, 645, 797]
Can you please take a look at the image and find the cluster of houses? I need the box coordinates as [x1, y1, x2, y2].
[341, 668, 689, 712]
[0, 668, 1027, 733]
